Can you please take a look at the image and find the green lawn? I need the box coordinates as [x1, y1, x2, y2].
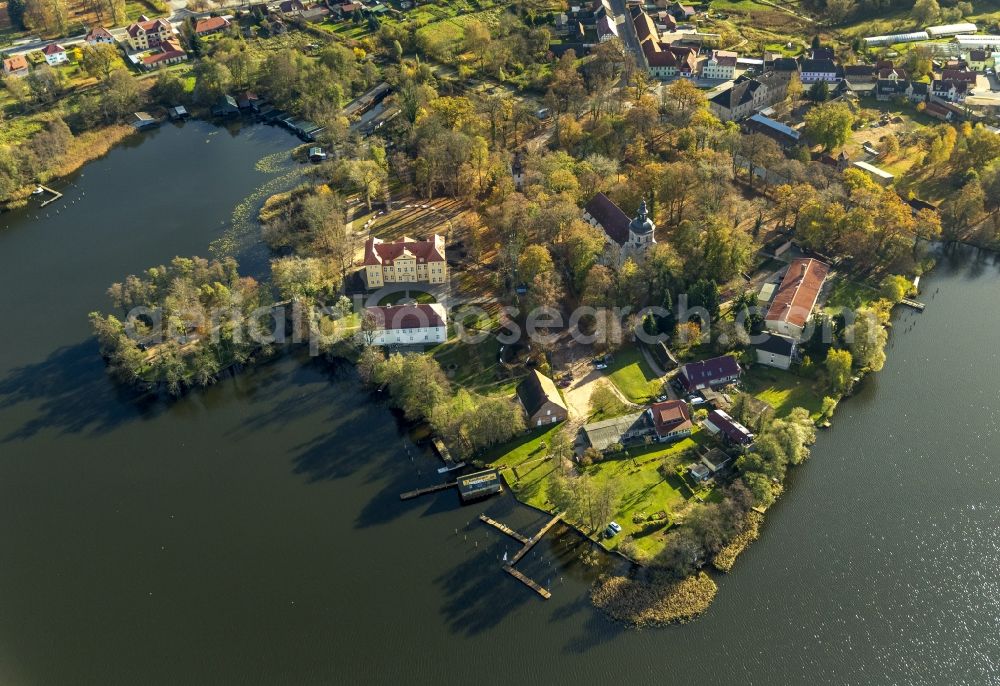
[742, 366, 824, 419]
[430, 334, 512, 393]
[605, 345, 663, 403]
[489, 426, 706, 560]
[823, 276, 880, 313]
[376, 288, 436, 306]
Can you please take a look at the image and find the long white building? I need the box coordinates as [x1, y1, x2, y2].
[864, 31, 928, 47]
[926, 23, 977, 38]
[365, 304, 448, 347]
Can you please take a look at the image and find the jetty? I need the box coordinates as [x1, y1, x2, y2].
[38, 186, 63, 207]
[503, 565, 551, 599]
[478, 511, 564, 599]
[479, 514, 529, 544]
[900, 298, 925, 311]
[431, 437, 457, 467]
[399, 481, 456, 500]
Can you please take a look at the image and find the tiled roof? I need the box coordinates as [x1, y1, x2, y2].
[765, 258, 830, 328]
[517, 370, 568, 416]
[366, 303, 446, 331]
[650, 400, 692, 436]
[42, 43, 66, 55]
[363, 235, 446, 266]
[195, 16, 230, 33]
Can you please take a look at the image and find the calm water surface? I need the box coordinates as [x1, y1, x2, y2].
[0, 122, 998, 685]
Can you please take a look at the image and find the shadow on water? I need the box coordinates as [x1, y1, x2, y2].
[0, 338, 160, 441]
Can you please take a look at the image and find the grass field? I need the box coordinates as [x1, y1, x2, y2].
[490, 427, 708, 559]
[823, 276, 881, 312]
[742, 366, 824, 419]
[605, 345, 664, 403]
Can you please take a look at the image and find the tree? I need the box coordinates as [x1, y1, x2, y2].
[23, 0, 69, 35]
[517, 244, 554, 284]
[880, 274, 910, 303]
[847, 309, 887, 372]
[271, 256, 342, 303]
[346, 159, 387, 211]
[803, 102, 854, 151]
[912, 0, 940, 25]
[825, 348, 853, 394]
[879, 133, 899, 159]
[82, 43, 121, 82]
[151, 70, 187, 105]
[7, 0, 27, 29]
[807, 80, 829, 103]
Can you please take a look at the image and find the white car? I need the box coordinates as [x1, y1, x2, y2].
[606, 521, 622, 537]
[594, 363, 608, 370]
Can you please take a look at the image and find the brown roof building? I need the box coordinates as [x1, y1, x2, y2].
[516, 370, 568, 427]
[649, 400, 692, 442]
[362, 235, 447, 289]
[764, 258, 830, 339]
[583, 192, 631, 245]
[3, 54, 30, 77]
[194, 16, 231, 35]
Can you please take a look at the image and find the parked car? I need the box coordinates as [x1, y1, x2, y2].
[689, 395, 706, 405]
[605, 521, 622, 537]
[594, 363, 608, 370]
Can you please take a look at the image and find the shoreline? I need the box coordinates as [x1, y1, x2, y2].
[1, 123, 135, 211]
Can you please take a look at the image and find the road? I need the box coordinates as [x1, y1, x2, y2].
[609, 0, 646, 71]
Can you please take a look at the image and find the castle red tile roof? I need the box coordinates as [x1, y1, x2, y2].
[765, 258, 830, 329]
[363, 235, 446, 266]
[366, 304, 446, 330]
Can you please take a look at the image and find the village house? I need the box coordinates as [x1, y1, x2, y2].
[709, 73, 788, 122]
[967, 49, 992, 72]
[581, 411, 655, 453]
[843, 64, 877, 96]
[595, 13, 618, 42]
[582, 194, 656, 261]
[141, 40, 187, 69]
[667, 1, 694, 20]
[941, 68, 976, 85]
[85, 26, 115, 45]
[194, 16, 231, 36]
[362, 235, 447, 289]
[764, 257, 830, 339]
[799, 57, 839, 83]
[701, 50, 738, 80]
[125, 16, 174, 51]
[516, 370, 569, 427]
[768, 57, 800, 78]
[678, 355, 742, 393]
[924, 101, 955, 121]
[643, 42, 697, 79]
[2, 54, 30, 78]
[649, 400, 693, 442]
[41, 43, 67, 66]
[932, 79, 969, 103]
[755, 333, 796, 370]
[704, 409, 754, 447]
[278, 0, 305, 15]
[364, 303, 448, 347]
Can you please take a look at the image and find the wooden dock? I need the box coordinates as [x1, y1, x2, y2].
[38, 186, 63, 207]
[900, 298, 925, 311]
[503, 565, 551, 599]
[399, 481, 456, 500]
[509, 512, 564, 565]
[431, 437, 456, 466]
[479, 514, 529, 544]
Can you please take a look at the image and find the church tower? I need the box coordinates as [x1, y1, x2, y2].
[628, 199, 656, 250]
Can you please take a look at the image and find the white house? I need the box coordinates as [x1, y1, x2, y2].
[701, 50, 738, 80]
[365, 303, 448, 347]
[799, 58, 838, 83]
[755, 334, 795, 370]
[764, 258, 830, 339]
[85, 26, 115, 45]
[41, 43, 68, 66]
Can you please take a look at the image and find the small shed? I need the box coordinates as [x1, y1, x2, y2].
[308, 146, 327, 162]
[130, 112, 158, 130]
[167, 105, 189, 120]
[457, 469, 503, 503]
[211, 95, 240, 117]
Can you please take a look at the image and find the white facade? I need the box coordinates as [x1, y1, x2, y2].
[43, 49, 68, 66]
[755, 347, 792, 370]
[371, 324, 447, 347]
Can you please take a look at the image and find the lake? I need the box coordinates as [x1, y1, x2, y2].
[0, 121, 998, 686]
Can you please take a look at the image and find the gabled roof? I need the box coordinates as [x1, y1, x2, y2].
[650, 400, 692, 436]
[970, 49, 988, 61]
[771, 57, 799, 72]
[366, 303, 447, 331]
[582, 411, 654, 452]
[756, 334, 796, 356]
[705, 409, 754, 445]
[932, 79, 969, 93]
[363, 235, 446, 266]
[584, 193, 630, 245]
[747, 113, 800, 143]
[710, 78, 760, 110]
[764, 258, 830, 329]
[941, 68, 976, 83]
[3, 54, 29, 72]
[800, 58, 837, 73]
[517, 370, 568, 417]
[680, 356, 741, 388]
[127, 16, 172, 37]
[42, 43, 66, 55]
[710, 50, 738, 67]
[86, 26, 114, 41]
[195, 16, 230, 33]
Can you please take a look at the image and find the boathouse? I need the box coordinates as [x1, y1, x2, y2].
[457, 469, 502, 502]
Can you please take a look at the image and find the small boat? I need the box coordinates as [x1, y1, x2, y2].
[32, 186, 44, 195]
